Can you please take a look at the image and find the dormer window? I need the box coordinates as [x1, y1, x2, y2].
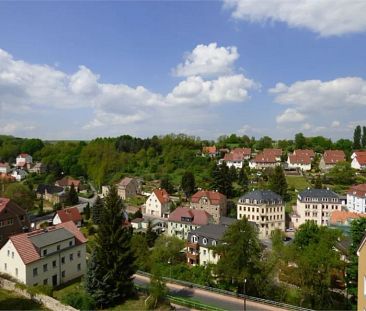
[43, 249, 47, 256]
[191, 235, 198, 243]
[202, 238, 208, 245]
[212, 240, 217, 246]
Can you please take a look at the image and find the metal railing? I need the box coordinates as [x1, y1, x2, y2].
[136, 270, 313, 311]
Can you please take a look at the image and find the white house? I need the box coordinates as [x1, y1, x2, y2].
[347, 184, 366, 213]
[218, 148, 251, 169]
[11, 169, 27, 181]
[52, 207, 82, 227]
[351, 151, 366, 170]
[0, 221, 87, 287]
[287, 154, 312, 171]
[0, 163, 11, 174]
[16, 153, 33, 168]
[145, 189, 171, 218]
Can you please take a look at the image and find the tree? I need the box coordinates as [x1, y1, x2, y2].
[269, 166, 288, 200]
[238, 167, 249, 193]
[85, 186, 136, 308]
[314, 175, 322, 189]
[210, 162, 233, 198]
[181, 171, 196, 198]
[362, 126, 366, 149]
[147, 268, 169, 310]
[131, 234, 151, 271]
[354, 125, 362, 150]
[150, 235, 185, 266]
[146, 220, 158, 247]
[294, 133, 306, 149]
[327, 161, 355, 185]
[160, 176, 174, 194]
[229, 166, 238, 182]
[91, 196, 103, 224]
[66, 183, 79, 206]
[84, 202, 90, 220]
[215, 218, 262, 294]
[255, 136, 273, 150]
[4, 183, 35, 211]
[38, 197, 44, 215]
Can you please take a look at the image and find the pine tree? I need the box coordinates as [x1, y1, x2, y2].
[269, 166, 288, 200]
[146, 220, 157, 247]
[160, 176, 174, 194]
[67, 183, 79, 205]
[91, 196, 103, 224]
[85, 186, 136, 308]
[314, 175, 322, 189]
[38, 196, 44, 215]
[210, 163, 234, 198]
[362, 126, 366, 149]
[229, 166, 238, 182]
[238, 167, 249, 193]
[353, 125, 362, 149]
[84, 202, 90, 220]
[181, 171, 196, 198]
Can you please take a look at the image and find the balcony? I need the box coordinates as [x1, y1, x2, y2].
[186, 242, 199, 250]
[186, 252, 199, 261]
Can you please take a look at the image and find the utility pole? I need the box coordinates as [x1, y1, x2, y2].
[243, 278, 247, 311]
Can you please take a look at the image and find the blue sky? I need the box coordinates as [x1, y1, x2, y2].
[0, 1, 365, 140]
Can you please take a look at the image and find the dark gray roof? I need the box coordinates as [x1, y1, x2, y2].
[220, 216, 236, 226]
[188, 224, 227, 247]
[29, 228, 74, 248]
[36, 184, 64, 195]
[298, 188, 339, 200]
[239, 189, 283, 204]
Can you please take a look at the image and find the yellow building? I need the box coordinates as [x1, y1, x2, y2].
[358, 234, 366, 310]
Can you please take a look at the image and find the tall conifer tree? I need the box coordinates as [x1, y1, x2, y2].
[353, 125, 362, 149]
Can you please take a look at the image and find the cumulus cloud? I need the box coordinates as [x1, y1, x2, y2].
[276, 108, 306, 124]
[173, 43, 239, 78]
[224, 0, 366, 36]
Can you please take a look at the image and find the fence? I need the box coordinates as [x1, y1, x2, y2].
[136, 270, 313, 311]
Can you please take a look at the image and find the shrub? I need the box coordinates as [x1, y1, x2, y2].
[61, 291, 96, 310]
[28, 284, 53, 296]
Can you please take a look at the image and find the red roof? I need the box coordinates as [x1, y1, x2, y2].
[330, 211, 366, 224]
[354, 155, 366, 166]
[168, 207, 210, 225]
[293, 149, 315, 157]
[288, 154, 311, 165]
[0, 198, 10, 213]
[154, 189, 170, 204]
[353, 151, 366, 158]
[263, 148, 282, 156]
[252, 153, 277, 163]
[231, 148, 251, 156]
[323, 150, 345, 164]
[191, 190, 226, 205]
[10, 221, 86, 265]
[18, 153, 30, 158]
[0, 163, 9, 168]
[0, 198, 26, 215]
[348, 184, 366, 197]
[55, 176, 81, 188]
[56, 207, 82, 224]
[223, 152, 244, 162]
[202, 146, 217, 154]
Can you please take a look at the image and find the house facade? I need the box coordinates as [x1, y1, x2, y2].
[357, 234, 366, 311]
[202, 146, 219, 158]
[291, 188, 341, 228]
[249, 153, 280, 169]
[287, 150, 313, 171]
[351, 151, 366, 170]
[0, 221, 86, 287]
[347, 184, 366, 213]
[55, 177, 81, 191]
[36, 184, 66, 205]
[190, 190, 227, 224]
[0, 198, 30, 248]
[29, 162, 47, 174]
[16, 153, 33, 168]
[53, 207, 82, 227]
[0, 163, 11, 174]
[319, 150, 346, 171]
[145, 189, 171, 218]
[237, 190, 285, 239]
[167, 207, 211, 240]
[117, 177, 140, 200]
[219, 148, 251, 169]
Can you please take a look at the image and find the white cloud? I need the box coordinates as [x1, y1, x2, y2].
[276, 108, 306, 124]
[173, 43, 239, 78]
[331, 120, 341, 128]
[224, 0, 366, 36]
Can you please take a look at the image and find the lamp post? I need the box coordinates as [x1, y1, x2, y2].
[243, 278, 247, 311]
[168, 258, 172, 279]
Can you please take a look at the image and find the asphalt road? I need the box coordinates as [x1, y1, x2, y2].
[134, 274, 286, 311]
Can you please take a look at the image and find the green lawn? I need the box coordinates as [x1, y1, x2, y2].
[286, 175, 310, 190]
[0, 288, 48, 310]
[53, 279, 83, 301]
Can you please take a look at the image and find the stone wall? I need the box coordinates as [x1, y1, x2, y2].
[0, 276, 77, 311]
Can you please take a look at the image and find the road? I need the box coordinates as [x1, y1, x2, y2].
[134, 274, 286, 311]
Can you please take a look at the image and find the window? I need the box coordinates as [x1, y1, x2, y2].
[212, 240, 216, 246]
[52, 260, 57, 268]
[7, 250, 9, 257]
[15, 268, 18, 276]
[202, 238, 207, 245]
[43, 264, 48, 272]
[61, 257, 65, 264]
[77, 264, 81, 271]
[4, 263, 7, 271]
[62, 271, 65, 278]
[69, 241, 73, 247]
[191, 235, 198, 243]
[77, 251, 81, 258]
[33, 267, 38, 277]
[57, 245, 61, 251]
[11, 252, 14, 259]
[43, 249, 47, 256]
[203, 249, 207, 255]
[43, 279, 48, 285]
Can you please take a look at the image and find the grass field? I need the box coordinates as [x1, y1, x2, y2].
[0, 288, 47, 310]
[286, 175, 310, 190]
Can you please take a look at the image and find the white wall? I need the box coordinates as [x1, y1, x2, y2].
[347, 194, 366, 213]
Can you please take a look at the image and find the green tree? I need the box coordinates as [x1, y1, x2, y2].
[85, 186, 136, 308]
[147, 268, 169, 310]
[91, 196, 103, 224]
[314, 175, 322, 189]
[84, 202, 90, 220]
[181, 171, 196, 198]
[269, 166, 288, 200]
[146, 220, 158, 247]
[229, 165, 238, 182]
[66, 183, 79, 206]
[255, 136, 273, 150]
[294, 133, 306, 149]
[38, 197, 44, 215]
[210, 162, 233, 197]
[131, 234, 151, 271]
[327, 161, 355, 185]
[150, 235, 185, 266]
[238, 167, 249, 193]
[354, 125, 362, 150]
[362, 126, 366, 149]
[4, 183, 35, 211]
[215, 218, 261, 294]
[160, 176, 174, 194]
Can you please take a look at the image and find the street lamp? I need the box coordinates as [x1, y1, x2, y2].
[168, 258, 172, 279]
[243, 278, 247, 311]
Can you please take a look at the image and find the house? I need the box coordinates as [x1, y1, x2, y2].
[0, 198, 30, 248]
[190, 190, 227, 224]
[55, 176, 81, 191]
[293, 149, 315, 158]
[347, 184, 366, 213]
[218, 148, 251, 169]
[0, 163, 11, 174]
[28, 162, 47, 174]
[145, 189, 171, 218]
[329, 210, 366, 226]
[52, 207, 82, 227]
[291, 188, 341, 228]
[202, 146, 219, 158]
[36, 184, 66, 205]
[351, 151, 366, 170]
[357, 234, 366, 310]
[0, 221, 87, 287]
[249, 153, 280, 169]
[263, 148, 282, 161]
[11, 169, 27, 181]
[287, 153, 312, 171]
[237, 190, 285, 239]
[16, 153, 33, 168]
[167, 207, 212, 240]
[116, 177, 140, 200]
[319, 150, 346, 171]
[131, 217, 166, 233]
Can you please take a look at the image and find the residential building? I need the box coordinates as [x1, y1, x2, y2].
[0, 163, 11, 174]
[351, 151, 366, 170]
[263, 148, 282, 161]
[347, 184, 366, 213]
[116, 177, 140, 200]
[190, 190, 227, 224]
[291, 188, 341, 228]
[330, 210, 366, 226]
[145, 189, 171, 218]
[0, 198, 30, 248]
[167, 207, 212, 240]
[219, 148, 251, 169]
[293, 149, 315, 158]
[0, 221, 87, 286]
[11, 169, 27, 181]
[36, 184, 66, 205]
[249, 153, 280, 169]
[55, 176, 81, 191]
[287, 153, 312, 171]
[202, 146, 219, 158]
[28, 162, 47, 174]
[237, 190, 285, 239]
[319, 150, 346, 171]
[52, 207, 82, 227]
[16, 153, 33, 168]
[357, 234, 366, 310]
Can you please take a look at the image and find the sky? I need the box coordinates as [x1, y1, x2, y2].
[0, 0, 365, 141]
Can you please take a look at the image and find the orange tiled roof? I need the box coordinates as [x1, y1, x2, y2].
[348, 184, 366, 197]
[288, 154, 311, 165]
[154, 189, 170, 204]
[168, 207, 211, 225]
[323, 150, 345, 164]
[56, 207, 82, 224]
[203, 146, 217, 154]
[191, 190, 226, 205]
[253, 153, 277, 163]
[330, 210, 366, 224]
[293, 149, 315, 157]
[263, 148, 282, 156]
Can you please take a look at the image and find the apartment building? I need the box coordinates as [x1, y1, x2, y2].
[347, 184, 366, 213]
